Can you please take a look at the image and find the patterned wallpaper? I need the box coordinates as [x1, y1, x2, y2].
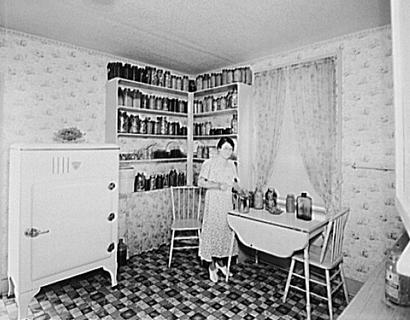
[252, 25, 401, 282]
[0, 25, 401, 289]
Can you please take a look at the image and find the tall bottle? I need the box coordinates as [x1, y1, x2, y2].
[231, 114, 238, 134]
[296, 192, 312, 221]
[253, 187, 264, 209]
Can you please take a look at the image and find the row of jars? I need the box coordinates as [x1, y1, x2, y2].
[134, 170, 186, 192]
[108, 62, 253, 92]
[193, 89, 238, 114]
[193, 114, 237, 136]
[118, 88, 188, 114]
[118, 112, 188, 136]
[195, 67, 252, 91]
[108, 62, 191, 92]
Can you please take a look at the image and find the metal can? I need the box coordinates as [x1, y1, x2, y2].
[385, 245, 410, 306]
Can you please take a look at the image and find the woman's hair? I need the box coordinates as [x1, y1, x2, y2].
[217, 137, 235, 150]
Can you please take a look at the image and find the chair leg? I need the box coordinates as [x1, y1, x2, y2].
[282, 258, 296, 303]
[168, 230, 175, 268]
[339, 264, 350, 303]
[325, 269, 333, 320]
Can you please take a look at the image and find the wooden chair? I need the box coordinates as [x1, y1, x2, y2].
[168, 186, 204, 268]
[282, 208, 350, 320]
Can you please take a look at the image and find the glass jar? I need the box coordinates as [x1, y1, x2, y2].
[286, 194, 296, 213]
[385, 246, 410, 305]
[196, 75, 203, 91]
[296, 192, 312, 221]
[215, 73, 222, 87]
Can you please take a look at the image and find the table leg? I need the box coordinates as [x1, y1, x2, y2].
[304, 246, 311, 320]
[226, 231, 235, 282]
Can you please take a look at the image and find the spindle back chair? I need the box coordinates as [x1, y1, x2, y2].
[282, 208, 350, 320]
[168, 186, 204, 268]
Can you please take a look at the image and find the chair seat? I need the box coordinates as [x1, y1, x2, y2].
[171, 219, 202, 231]
[293, 244, 343, 270]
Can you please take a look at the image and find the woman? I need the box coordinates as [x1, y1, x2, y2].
[198, 137, 240, 282]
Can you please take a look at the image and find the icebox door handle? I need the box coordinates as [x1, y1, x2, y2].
[24, 227, 50, 238]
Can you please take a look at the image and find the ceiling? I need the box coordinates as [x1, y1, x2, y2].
[0, 0, 391, 75]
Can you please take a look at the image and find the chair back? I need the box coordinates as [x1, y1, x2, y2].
[171, 186, 204, 222]
[319, 208, 350, 264]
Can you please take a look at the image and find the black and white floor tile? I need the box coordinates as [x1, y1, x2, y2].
[0, 246, 347, 319]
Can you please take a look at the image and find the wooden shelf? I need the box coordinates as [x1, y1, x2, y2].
[114, 78, 189, 97]
[120, 158, 187, 165]
[193, 108, 237, 118]
[118, 106, 188, 118]
[193, 134, 237, 140]
[118, 133, 187, 139]
[194, 82, 249, 97]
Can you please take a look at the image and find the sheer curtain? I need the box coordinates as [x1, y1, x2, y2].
[252, 68, 287, 188]
[288, 57, 341, 215]
[252, 57, 341, 215]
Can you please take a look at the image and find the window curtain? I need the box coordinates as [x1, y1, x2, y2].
[251, 68, 286, 188]
[288, 57, 341, 215]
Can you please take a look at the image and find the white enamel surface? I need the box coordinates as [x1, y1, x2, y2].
[391, 0, 410, 276]
[227, 209, 328, 258]
[0, 0, 390, 74]
[8, 145, 119, 319]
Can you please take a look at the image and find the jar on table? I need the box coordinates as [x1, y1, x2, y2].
[385, 245, 410, 306]
[286, 194, 296, 213]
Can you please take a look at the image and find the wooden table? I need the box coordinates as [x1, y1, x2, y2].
[226, 209, 329, 320]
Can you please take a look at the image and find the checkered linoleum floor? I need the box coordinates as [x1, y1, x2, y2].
[1, 246, 348, 320]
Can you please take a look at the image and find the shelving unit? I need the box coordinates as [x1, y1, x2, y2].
[106, 78, 191, 190]
[106, 78, 252, 191]
[192, 82, 252, 189]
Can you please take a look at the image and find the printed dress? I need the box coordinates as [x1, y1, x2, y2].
[198, 157, 239, 262]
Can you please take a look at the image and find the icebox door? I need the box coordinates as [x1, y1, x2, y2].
[30, 179, 116, 281]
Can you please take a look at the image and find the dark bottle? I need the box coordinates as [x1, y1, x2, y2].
[117, 238, 127, 266]
[169, 169, 177, 187]
[265, 188, 277, 213]
[134, 172, 145, 192]
[296, 192, 312, 221]
[118, 87, 124, 106]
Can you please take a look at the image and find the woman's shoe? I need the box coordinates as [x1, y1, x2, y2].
[216, 263, 233, 277]
[209, 266, 218, 283]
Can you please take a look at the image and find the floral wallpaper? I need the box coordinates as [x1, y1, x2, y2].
[119, 190, 173, 256]
[252, 25, 401, 282]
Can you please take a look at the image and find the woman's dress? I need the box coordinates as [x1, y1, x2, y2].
[198, 157, 239, 262]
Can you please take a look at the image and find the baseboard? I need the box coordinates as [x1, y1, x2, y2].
[0, 277, 8, 296]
